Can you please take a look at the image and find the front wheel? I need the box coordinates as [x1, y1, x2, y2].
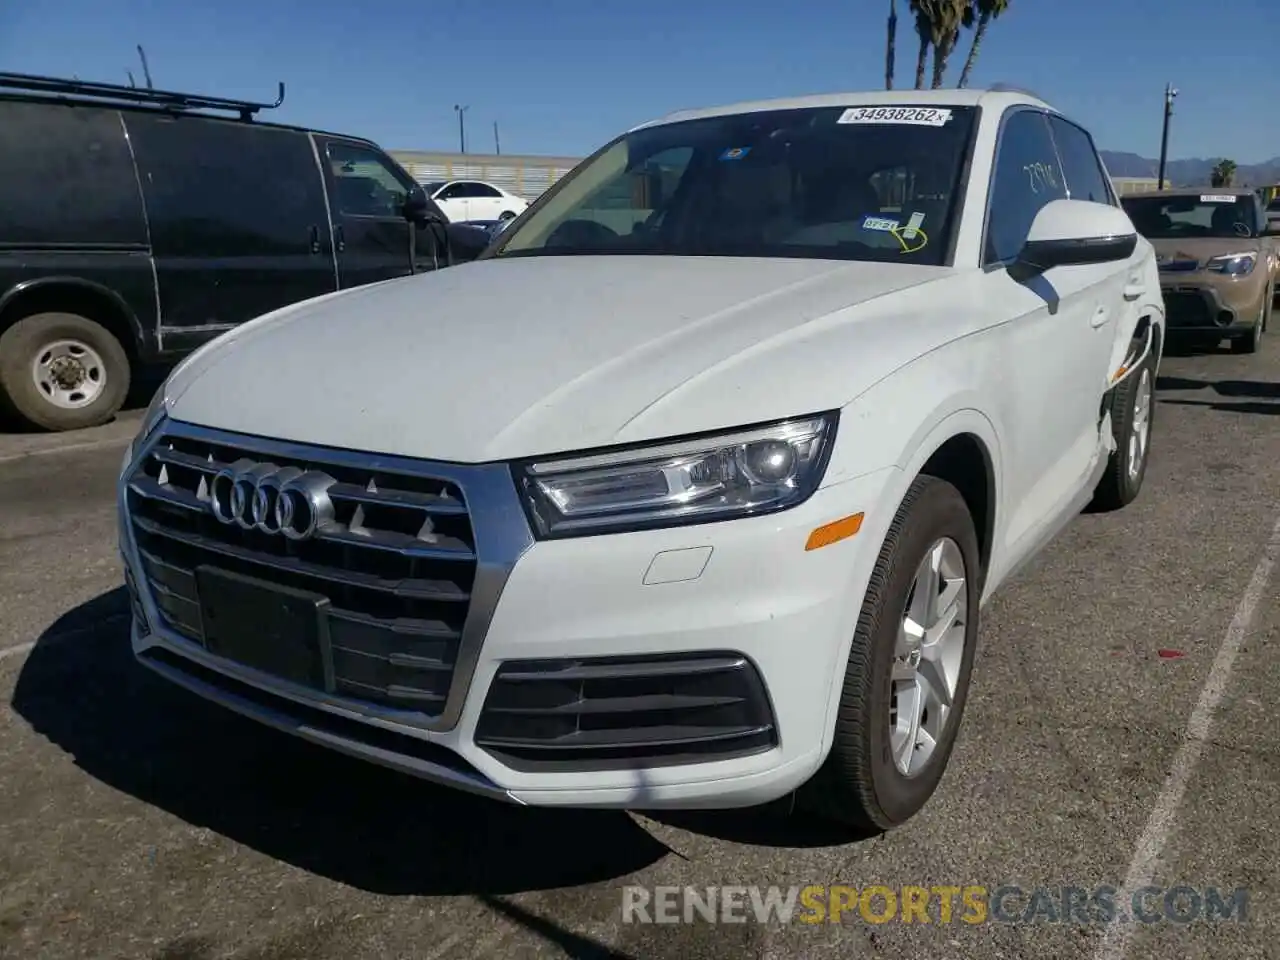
[0, 311, 131, 432]
[798, 475, 980, 833]
[498, 210, 518, 221]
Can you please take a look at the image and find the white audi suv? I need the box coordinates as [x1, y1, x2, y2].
[118, 87, 1164, 831]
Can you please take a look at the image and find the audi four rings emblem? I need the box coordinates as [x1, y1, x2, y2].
[210, 459, 338, 540]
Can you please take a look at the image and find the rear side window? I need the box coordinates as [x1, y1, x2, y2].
[0, 101, 146, 246]
[984, 109, 1067, 264]
[126, 114, 326, 257]
[1048, 116, 1114, 206]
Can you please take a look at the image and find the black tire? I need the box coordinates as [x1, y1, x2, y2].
[498, 210, 517, 221]
[798, 475, 981, 833]
[1230, 295, 1266, 355]
[1089, 348, 1155, 511]
[0, 312, 131, 432]
[1230, 322, 1261, 354]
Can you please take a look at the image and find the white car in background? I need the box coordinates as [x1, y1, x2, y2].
[119, 87, 1164, 834]
[423, 179, 529, 223]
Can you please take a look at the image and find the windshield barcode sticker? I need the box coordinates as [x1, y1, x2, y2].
[1200, 194, 1236, 203]
[838, 106, 952, 127]
[862, 216, 900, 232]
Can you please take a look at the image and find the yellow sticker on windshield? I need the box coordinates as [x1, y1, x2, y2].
[890, 223, 928, 254]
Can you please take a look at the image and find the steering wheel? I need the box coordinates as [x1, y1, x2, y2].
[545, 218, 620, 248]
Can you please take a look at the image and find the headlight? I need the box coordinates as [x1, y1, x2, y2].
[1205, 252, 1256, 276]
[514, 413, 838, 538]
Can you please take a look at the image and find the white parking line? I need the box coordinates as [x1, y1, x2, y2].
[0, 435, 131, 465]
[1093, 512, 1280, 960]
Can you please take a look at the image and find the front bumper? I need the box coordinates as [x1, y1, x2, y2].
[118, 420, 895, 809]
[1159, 277, 1264, 335]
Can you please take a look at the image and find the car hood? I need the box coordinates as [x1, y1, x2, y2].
[166, 255, 954, 463]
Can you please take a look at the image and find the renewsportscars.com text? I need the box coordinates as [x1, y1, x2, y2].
[621, 884, 1249, 925]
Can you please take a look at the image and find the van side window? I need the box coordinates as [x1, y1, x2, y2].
[984, 110, 1067, 265]
[327, 142, 414, 219]
[125, 115, 325, 258]
[1, 101, 147, 246]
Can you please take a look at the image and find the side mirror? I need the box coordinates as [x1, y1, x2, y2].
[1013, 199, 1138, 276]
[403, 187, 443, 225]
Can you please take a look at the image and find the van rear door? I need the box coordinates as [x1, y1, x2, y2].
[124, 113, 337, 352]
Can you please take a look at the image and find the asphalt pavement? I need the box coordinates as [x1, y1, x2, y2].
[2, 339, 1279, 960]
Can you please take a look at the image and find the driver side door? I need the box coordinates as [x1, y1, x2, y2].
[314, 136, 428, 288]
[432, 183, 472, 223]
[979, 108, 1113, 560]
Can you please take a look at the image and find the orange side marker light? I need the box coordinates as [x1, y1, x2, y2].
[805, 512, 864, 551]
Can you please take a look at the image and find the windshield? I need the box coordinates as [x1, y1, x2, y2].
[489, 105, 977, 266]
[424, 180, 447, 195]
[1121, 194, 1259, 239]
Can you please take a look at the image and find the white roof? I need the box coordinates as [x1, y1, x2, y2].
[633, 87, 1054, 131]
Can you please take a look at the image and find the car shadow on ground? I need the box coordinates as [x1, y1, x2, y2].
[10, 589, 676, 899]
[10, 589, 863, 904]
[1156, 373, 1280, 415]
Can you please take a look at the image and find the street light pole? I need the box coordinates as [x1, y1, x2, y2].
[454, 104, 469, 154]
[493, 121, 501, 155]
[1157, 83, 1177, 190]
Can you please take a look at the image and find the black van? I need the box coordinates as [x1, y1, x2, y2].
[0, 72, 483, 432]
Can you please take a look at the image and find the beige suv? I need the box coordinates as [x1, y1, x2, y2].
[1120, 188, 1278, 354]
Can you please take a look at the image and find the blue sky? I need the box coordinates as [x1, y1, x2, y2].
[4, 0, 1278, 163]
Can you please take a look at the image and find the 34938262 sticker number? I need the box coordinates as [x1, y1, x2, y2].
[837, 106, 953, 127]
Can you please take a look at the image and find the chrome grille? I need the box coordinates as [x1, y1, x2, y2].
[126, 423, 482, 722]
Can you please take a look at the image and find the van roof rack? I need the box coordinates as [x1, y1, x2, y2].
[0, 71, 285, 122]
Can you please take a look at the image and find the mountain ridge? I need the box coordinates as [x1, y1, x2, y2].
[1100, 150, 1280, 187]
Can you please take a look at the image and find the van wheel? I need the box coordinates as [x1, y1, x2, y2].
[498, 210, 517, 221]
[798, 475, 980, 833]
[0, 312, 131, 432]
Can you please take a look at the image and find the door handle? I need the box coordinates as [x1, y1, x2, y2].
[309, 225, 321, 254]
[1090, 306, 1109, 328]
[1123, 275, 1144, 301]
[334, 225, 345, 253]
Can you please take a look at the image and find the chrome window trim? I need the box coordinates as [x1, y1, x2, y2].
[126, 417, 535, 734]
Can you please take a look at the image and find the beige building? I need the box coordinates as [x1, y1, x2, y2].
[389, 150, 582, 201]
[389, 151, 1168, 202]
[1111, 176, 1162, 195]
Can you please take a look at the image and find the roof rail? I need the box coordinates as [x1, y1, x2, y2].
[0, 71, 285, 122]
[986, 82, 1046, 101]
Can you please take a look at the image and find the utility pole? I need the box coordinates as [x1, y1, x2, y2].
[493, 121, 501, 155]
[454, 104, 469, 154]
[136, 45, 153, 89]
[1157, 83, 1177, 190]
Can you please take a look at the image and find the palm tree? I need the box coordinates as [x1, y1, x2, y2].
[885, 0, 899, 89]
[930, 0, 972, 89]
[909, 0, 934, 89]
[1210, 159, 1237, 187]
[957, 0, 1009, 88]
